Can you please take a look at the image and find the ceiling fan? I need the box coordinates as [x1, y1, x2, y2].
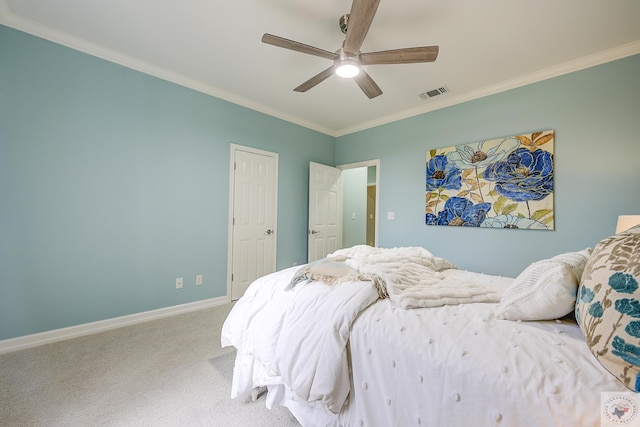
[262, 0, 439, 99]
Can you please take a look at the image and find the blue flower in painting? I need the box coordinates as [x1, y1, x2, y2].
[589, 301, 604, 318]
[579, 286, 595, 304]
[430, 197, 491, 227]
[626, 321, 640, 338]
[482, 148, 554, 202]
[480, 214, 548, 230]
[447, 138, 521, 170]
[612, 336, 640, 366]
[615, 299, 640, 318]
[426, 155, 462, 191]
[609, 272, 639, 294]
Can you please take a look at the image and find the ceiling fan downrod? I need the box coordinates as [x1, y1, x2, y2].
[339, 14, 350, 34]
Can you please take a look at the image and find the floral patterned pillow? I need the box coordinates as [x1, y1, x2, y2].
[576, 225, 640, 392]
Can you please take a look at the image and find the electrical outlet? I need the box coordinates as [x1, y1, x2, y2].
[176, 278, 183, 289]
[195, 274, 203, 286]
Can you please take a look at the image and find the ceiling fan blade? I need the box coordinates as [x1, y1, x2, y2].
[262, 33, 338, 60]
[343, 0, 381, 55]
[361, 46, 439, 65]
[294, 66, 337, 92]
[354, 70, 382, 99]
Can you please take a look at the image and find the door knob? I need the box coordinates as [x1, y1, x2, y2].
[266, 229, 274, 235]
[309, 229, 320, 235]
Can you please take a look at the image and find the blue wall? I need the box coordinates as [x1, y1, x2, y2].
[335, 54, 640, 277]
[2, 24, 639, 340]
[0, 26, 334, 340]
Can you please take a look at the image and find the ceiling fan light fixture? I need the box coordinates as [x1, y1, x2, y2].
[336, 61, 360, 78]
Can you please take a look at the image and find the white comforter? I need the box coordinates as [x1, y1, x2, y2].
[221, 265, 379, 413]
[222, 246, 475, 413]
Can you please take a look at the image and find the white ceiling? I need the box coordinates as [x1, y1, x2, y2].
[2, 0, 640, 136]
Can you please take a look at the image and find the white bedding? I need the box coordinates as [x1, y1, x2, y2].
[221, 265, 380, 413]
[221, 264, 629, 427]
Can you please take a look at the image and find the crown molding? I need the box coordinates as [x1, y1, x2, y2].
[0, 10, 337, 137]
[2, 5, 638, 139]
[335, 39, 640, 137]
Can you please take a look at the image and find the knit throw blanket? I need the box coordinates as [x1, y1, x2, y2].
[289, 245, 501, 309]
[288, 256, 389, 299]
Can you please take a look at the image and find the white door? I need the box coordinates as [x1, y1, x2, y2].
[228, 145, 278, 300]
[308, 162, 342, 262]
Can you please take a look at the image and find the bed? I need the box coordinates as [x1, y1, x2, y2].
[221, 233, 640, 427]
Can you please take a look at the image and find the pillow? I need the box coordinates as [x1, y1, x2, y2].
[576, 225, 640, 392]
[496, 248, 592, 321]
[549, 247, 593, 278]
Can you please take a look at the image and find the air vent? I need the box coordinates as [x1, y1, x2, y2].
[418, 86, 449, 100]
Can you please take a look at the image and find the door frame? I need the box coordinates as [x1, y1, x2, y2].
[337, 159, 380, 247]
[226, 143, 279, 301]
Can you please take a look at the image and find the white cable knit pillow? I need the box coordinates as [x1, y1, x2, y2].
[497, 249, 592, 321]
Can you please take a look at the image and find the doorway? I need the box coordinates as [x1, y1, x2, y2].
[339, 160, 379, 248]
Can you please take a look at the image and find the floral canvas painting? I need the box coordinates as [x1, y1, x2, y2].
[425, 130, 554, 230]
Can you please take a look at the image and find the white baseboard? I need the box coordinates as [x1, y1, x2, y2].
[0, 296, 230, 355]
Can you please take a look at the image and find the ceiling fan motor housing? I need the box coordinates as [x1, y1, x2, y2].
[336, 48, 359, 64]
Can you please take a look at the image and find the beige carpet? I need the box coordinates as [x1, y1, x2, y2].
[0, 303, 301, 426]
